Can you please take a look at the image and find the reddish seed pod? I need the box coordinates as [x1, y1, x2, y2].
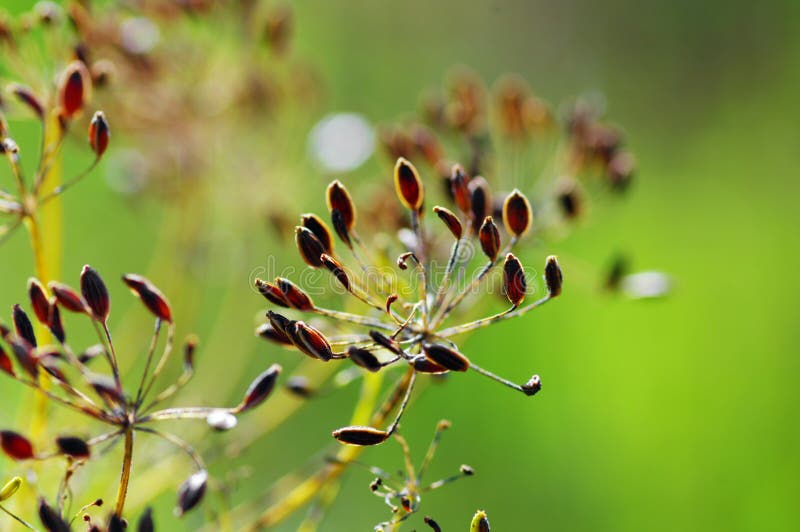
[10, 338, 38, 378]
[396, 251, 416, 271]
[137, 508, 154, 532]
[48, 282, 88, 313]
[502, 189, 532, 237]
[56, 436, 91, 459]
[9, 84, 44, 120]
[176, 470, 208, 517]
[347, 346, 382, 372]
[422, 343, 470, 372]
[294, 321, 333, 361]
[89, 374, 124, 407]
[183, 335, 198, 370]
[469, 176, 491, 228]
[320, 253, 350, 290]
[255, 278, 290, 308]
[121, 274, 173, 322]
[330, 208, 353, 249]
[27, 278, 50, 325]
[450, 164, 471, 214]
[332, 426, 390, 446]
[301, 213, 334, 255]
[411, 355, 449, 374]
[0, 430, 34, 460]
[295, 226, 326, 268]
[238, 363, 282, 412]
[544, 255, 563, 297]
[48, 302, 66, 343]
[326, 180, 356, 231]
[394, 157, 424, 211]
[81, 265, 110, 322]
[256, 323, 293, 345]
[88, 111, 110, 158]
[266, 310, 293, 337]
[276, 278, 314, 310]
[368, 330, 403, 355]
[0, 344, 14, 376]
[59, 61, 90, 118]
[478, 216, 501, 261]
[12, 304, 37, 347]
[503, 253, 527, 306]
[433, 206, 463, 240]
[385, 294, 399, 315]
[39, 498, 71, 532]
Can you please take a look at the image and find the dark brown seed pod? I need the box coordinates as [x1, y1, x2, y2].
[276, 278, 314, 310]
[423, 343, 470, 372]
[176, 470, 207, 517]
[295, 226, 326, 268]
[320, 254, 350, 290]
[122, 274, 172, 322]
[503, 253, 527, 306]
[332, 426, 390, 446]
[137, 507, 154, 532]
[521, 374, 542, 396]
[238, 363, 282, 412]
[59, 61, 90, 118]
[326, 180, 356, 231]
[469, 176, 491, 227]
[81, 265, 110, 322]
[385, 294, 399, 315]
[347, 346, 382, 372]
[266, 310, 293, 337]
[88, 374, 124, 407]
[183, 336, 198, 370]
[12, 304, 37, 347]
[330, 208, 353, 249]
[368, 330, 402, 355]
[544, 255, 563, 297]
[0, 345, 14, 376]
[88, 111, 109, 158]
[256, 323, 293, 345]
[396, 251, 416, 270]
[56, 436, 90, 459]
[10, 338, 38, 378]
[38, 497, 70, 532]
[294, 321, 333, 361]
[48, 303, 66, 343]
[433, 206, 463, 240]
[48, 282, 88, 313]
[450, 164, 471, 214]
[502, 189, 532, 237]
[478, 216, 501, 261]
[28, 278, 50, 325]
[411, 355, 449, 374]
[107, 513, 125, 532]
[0, 431, 34, 460]
[425, 516, 442, 532]
[9, 84, 44, 120]
[301, 213, 333, 254]
[394, 157, 424, 211]
[255, 279, 290, 308]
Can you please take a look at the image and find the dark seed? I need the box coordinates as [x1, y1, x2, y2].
[294, 321, 333, 361]
[503, 253, 526, 306]
[332, 426, 390, 446]
[521, 374, 542, 396]
[544, 255, 563, 297]
[38, 498, 70, 532]
[256, 323, 292, 345]
[0, 344, 14, 376]
[56, 436, 91, 459]
[433, 206, 463, 240]
[81, 265, 110, 322]
[266, 310, 293, 337]
[137, 507, 154, 532]
[107, 513, 125, 532]
[301, 213, 334, 254]
[449, 164, 471, 214]
[88, 111, 110, 158]
[88, 374, 125, 407]
[326, 180, 356, 231]
[425, 516, 442, 532]
[48, 303, 66, 343]
[394, 157, 424, 211]
[255, 279, 290, 308]
[411, 354, 449, 374]
[48, 282, 88, 313]
[276, 278, 314, 310]
[60, 61, 88, 118]
[469, 176, 491, 228]
[12, 304, 36, 347]
[10, 338, 38, 378]
[10, 84, 44, 120]
[478, 216, 500, 261]
[183, 335, 198, 370]
[28, 278, 50, 324]
[471, 510, 491, 532]
[239, 363, 282, 412]
[285, 375, 315, 398]
[460, 464, 475, 476]
[320, 253, 350, 291]
[122, 274, 173, 322]
[368, 330, 402, 355]
[330, 208, 353, 249]
[295, 226, 326, 268]
[1, 431, 34, 460]
[422, 343, 470, 372]
[502, 189, 532, 237]
[347, 346, 382, 372]
[176, 470, 207, 516]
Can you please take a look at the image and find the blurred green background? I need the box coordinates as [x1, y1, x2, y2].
[2, 0, 799, 530]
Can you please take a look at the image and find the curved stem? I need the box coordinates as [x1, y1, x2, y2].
[114, 428, 135, 517]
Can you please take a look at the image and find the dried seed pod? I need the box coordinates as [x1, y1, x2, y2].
[9, 84, 44, 120]
[385, 294, 399, 315]
[332, 426, 390, 446]
[206, 410, 237, 431]
[12, 304, 37, 347]
[0, 344, 14, 376]
[368, 330, 403, 355]
[521, 374, 542, 396]
[423, 343, 470, 372]
[470, 510, 491, 532]
[320, 253, 350, 290]
[255, 279, 290, 308]
[122, 274, 173, 322]
[48, 282, 88, 313]
[0, 476, 22, 502]
[10, 338, 38, 378]
[330, 208, 353, 248]
[238, 363, 282, 412]
[544, 255, 563, 297]
[411, 355, 449, 374]
[502, 189, 532, 237]
[81, 265, 110, 322]
[39, 497, 70, 532]
[48, 303, 66, 343]
[503, 253, 526, 306]
[433, 206, 463, 240]
[295, 226, 326, 268]
[450, 164, 471, 214]
[294, 321, 333, 361]
[137, 507, 154, 532]
[89, 374, 124, 407]
[107, 513, 125, 532]
[276, 278, 314, 310]
[469, 176, 491, 227]
[394, 157, 424, 211]
[0, 431, 34, 460]
[266, 310, 293, 337]
[176, 470, 208, 517]
[478, 216, 501, 261]
[396, 251, 417, 270]
[88, 111, 109, 158]
[425, 516, 442, 532]
[256, 323, 292, 345]
[301, 213, 333, 254]
[55, 436, 90, 459]
[59, 61, 90, 118]
[347, 346, 382, 372]
[183, 335, 198, 370]
[28, 278, 50, 324]
[326, 180, 356, 231]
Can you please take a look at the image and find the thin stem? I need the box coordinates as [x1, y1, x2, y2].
[139, 323, 176, 403]
[0, 504, 37, 530]
[312, 307, 396, 332]
[135, 427, 205, 470]
[38, 158, 99, 206]
[135, 319, 163, 409]
[386, 370, 416, 435]
[469, 361, 529, 395]
[114, 428, 134, 516]
[438, 295, 551, 337]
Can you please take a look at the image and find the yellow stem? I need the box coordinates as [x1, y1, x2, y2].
[115, 428, 135, 516]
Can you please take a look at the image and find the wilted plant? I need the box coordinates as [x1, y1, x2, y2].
[0, 265, 282, 526]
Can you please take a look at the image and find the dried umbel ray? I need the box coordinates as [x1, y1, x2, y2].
[0, 266, 281, 524]
[255, 157, 562, 446]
